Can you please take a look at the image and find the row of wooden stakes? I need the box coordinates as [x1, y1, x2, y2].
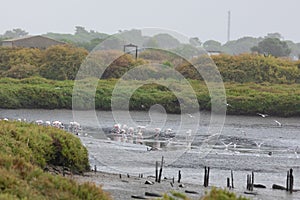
[151, 157, 297, 194]
[92, 157, 296, 194]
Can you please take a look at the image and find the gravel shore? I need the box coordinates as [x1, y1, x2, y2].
[74, 171, 207, 199]
[72, 171, 300, 200]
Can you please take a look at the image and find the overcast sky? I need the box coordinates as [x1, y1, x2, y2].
[1, 0, 300, 43]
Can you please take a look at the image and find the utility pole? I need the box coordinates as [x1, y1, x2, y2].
[227, 10, 231, 42]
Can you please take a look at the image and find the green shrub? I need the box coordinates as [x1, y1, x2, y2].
[0, 121, 111, 200]
[201, 187, 249, 200]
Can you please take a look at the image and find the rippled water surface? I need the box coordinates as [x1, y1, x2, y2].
[1, 109, 300, 199]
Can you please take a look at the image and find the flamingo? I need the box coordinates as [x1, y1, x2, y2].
[35, 119, 44, 125]
[127, 127, 134, 136]
[69, 121, 81, 133]
[120, 129, 127, 142]
[154, 128, 161, 138]
[111, 124, 121, 134]
[52, 120, 63, 129]
[45, 121, 51, 126]
[136, 129, 143, 144]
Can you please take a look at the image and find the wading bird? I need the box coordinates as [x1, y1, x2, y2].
[274, 120, 282, 127]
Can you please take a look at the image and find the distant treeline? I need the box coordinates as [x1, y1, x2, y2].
[1, 28, 300, 58]
[0, 45, 299, 84]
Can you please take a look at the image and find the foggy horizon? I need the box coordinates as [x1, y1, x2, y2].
[1, 0, 300, 44]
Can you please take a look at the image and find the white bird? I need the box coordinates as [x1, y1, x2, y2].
[70, 121, 81, 127]
[186, 129, 192, 148]
[225, 103, 233, 108]
[187, 113, 194, 118]
[294, 146, 299, 158]
[186, 129, 192, 136]
[35, 119, 44, 125]
[165, 128, 172, 135]
[274, 120, 282, 127]
[221, 141, 232, 150]
[257, 113, 269, 118]
[255, 142, 264, 149]
[45, 121, 51, 126]
[241, 130, 246, 136]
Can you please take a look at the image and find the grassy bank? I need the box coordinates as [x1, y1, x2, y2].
[0, 77, 299, 116]
[0, 120, 111, 199]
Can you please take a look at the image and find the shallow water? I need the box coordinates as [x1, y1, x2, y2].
[1, 109, 300, 199]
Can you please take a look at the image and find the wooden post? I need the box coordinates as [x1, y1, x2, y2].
[227, 177, 230, 188]
[207, 167, 210, 187]
[155, 161, 158, 182]
[94, 165, 97, 174]
[246, 175, 249, 190]
[231, 170, 234, 188]
[204, 167, 207, 187]
[246, 174, 253, 191]
[178, 170, 181, 183]
[251, 171, 254, 191]
[290, 168, 294, 193]
[286, 170, 290, 191]
[158, 156, 164, 183]
[204, 166, 210, 187]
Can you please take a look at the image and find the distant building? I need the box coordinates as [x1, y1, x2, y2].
[207, 50, 222, 56]
[1, 35, 64, 49]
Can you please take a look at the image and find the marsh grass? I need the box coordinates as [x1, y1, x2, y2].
[0, 121, 111, 200]
[0, 77, 299, 116]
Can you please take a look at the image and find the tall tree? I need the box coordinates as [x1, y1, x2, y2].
[203, 40, 222, 51]
[75, 26, 89, 35]
[2, 28, 28, 38]
[266, 32, 283, 40]
[251, 38, 291, 57]
[189, 37, 202, 47]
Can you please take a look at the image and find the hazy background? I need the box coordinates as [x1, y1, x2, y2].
[1, 0, 300, 43]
